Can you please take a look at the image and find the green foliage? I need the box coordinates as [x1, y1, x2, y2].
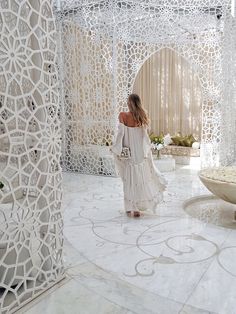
[149, 132, 164, 145]
[171, 134, 196, 147]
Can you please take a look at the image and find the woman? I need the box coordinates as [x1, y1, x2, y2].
[111, 94, 167, 217]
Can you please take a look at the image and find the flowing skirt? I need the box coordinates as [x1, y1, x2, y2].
[115, 153, 167, 212]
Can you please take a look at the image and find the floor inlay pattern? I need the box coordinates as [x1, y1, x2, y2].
[22, 166, 236, 314]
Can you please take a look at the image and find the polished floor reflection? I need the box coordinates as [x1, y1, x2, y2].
[20, 166, 236, 314]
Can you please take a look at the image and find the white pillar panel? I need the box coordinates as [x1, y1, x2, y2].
[0, 0, 63, 312]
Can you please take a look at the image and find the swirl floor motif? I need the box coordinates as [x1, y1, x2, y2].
[23, 166, 236, 314]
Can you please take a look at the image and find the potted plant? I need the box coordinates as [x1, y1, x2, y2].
[150, 133, 165, 159]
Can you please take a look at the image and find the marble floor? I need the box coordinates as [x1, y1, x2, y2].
[18, 166, 236, 314]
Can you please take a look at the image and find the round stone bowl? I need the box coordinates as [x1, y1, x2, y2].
[199, 168, 236, 204]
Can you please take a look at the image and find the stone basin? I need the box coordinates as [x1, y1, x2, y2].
[199, 167, 236, 204]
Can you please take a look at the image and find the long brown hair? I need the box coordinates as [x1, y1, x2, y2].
[128, 94, 149, 126]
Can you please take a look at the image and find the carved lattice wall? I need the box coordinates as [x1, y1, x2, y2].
[0, 1, 63, 313]
[56, 0, 235, 175]
[221, 8, 236, 165]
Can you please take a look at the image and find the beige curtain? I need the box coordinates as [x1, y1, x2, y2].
[133, 48, 202, 139]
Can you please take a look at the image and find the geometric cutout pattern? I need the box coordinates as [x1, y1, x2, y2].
[56, 0, 235, 174]
[221, 9, 236, 165]
[0, 1, 63, 312]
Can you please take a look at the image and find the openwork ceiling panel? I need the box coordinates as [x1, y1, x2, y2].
[0, 1, 63, 312]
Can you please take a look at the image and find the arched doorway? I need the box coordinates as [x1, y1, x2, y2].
[133, 48, 202, 140]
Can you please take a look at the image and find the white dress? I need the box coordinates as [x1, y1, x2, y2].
[111, 123, 167, 213]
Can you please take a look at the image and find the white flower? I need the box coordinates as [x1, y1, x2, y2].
[151, 143, 164, 150]
[151, 143, 157, 150]
[156, 144, 164, 150]
[163, 134, 172, 146]
[192, 142, 200, 149]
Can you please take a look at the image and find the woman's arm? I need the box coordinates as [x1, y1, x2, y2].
[110, 116, 125, 155]
[143, 126, 151, 158]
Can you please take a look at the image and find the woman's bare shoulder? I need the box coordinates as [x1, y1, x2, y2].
[118, 112, 128, 122]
